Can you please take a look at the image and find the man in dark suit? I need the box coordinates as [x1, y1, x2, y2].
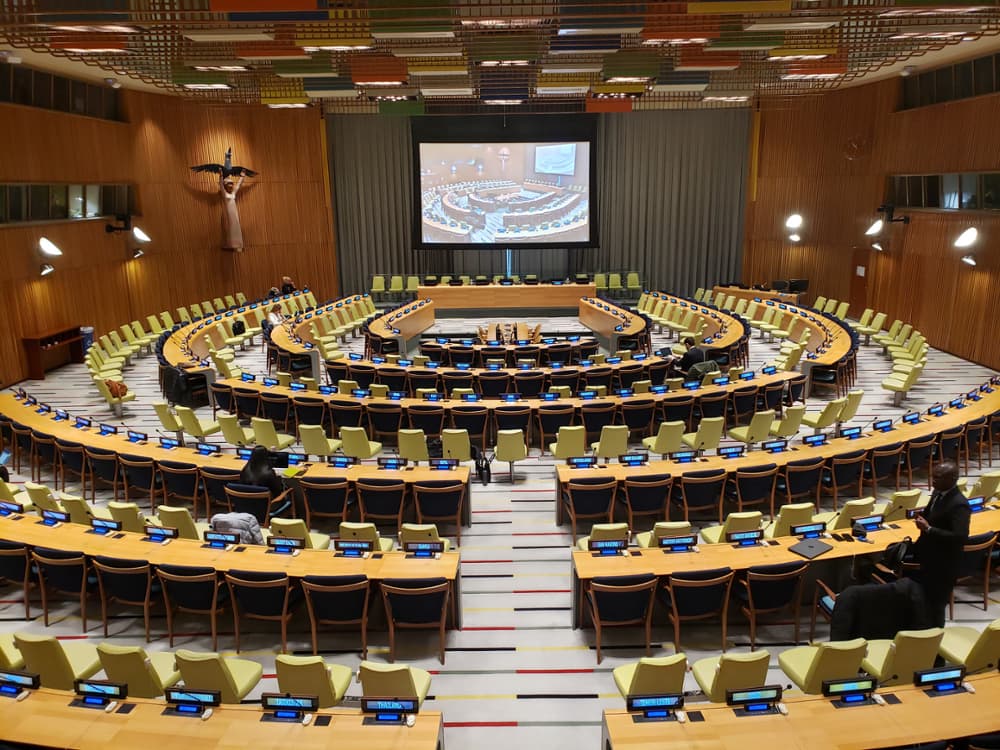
[913, 460, 970, 627]
[674, 337, 706, 378]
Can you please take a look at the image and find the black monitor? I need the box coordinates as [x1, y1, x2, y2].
[787, 279, 809, 293]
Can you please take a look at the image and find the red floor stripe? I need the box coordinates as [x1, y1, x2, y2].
[516, 668, 595, 674]
[55, 635, 91, 640]
[262, 673, 276, 679]
[443, 721, 519, 728]
[462, 626, 516, 631]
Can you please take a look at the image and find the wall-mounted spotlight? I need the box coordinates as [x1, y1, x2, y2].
[788, 233, 801, 242]
[104, 77, 122, 89]
[871, 242, 884, 252]
[866, 204, 909, 235]
[106, 214, 151, 243]
[39, 263, 54, 277]
[954, 227, 978, 248]
[38, 237, 63, 257]
[131, 248, 144, 259]
[785, 214, 803, 229]
[961, 254, 977, 266]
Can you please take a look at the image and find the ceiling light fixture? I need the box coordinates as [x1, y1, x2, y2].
[955, 227, 979, 247]
[104, 77, 122, 88]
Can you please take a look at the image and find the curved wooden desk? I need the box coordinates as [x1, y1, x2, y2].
[0, 687, 444, 750]
[712, 284, 803, 306]
[578, 297, 646, 352]
[418, 282, 596, 310]
[603, 671, 1000, 750]
[162, 289, 316, 367]
[0, 513, 460, 587]
[0, 394, 472, 528]
[557, 378, 1000, 524]
[571, 507, 999, 623]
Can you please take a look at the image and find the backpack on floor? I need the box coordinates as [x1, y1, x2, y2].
[471, 445, 491, 486]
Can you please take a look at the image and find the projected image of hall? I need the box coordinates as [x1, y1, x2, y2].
[418, 142, 591, 245]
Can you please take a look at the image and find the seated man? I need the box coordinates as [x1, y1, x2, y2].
[670, 337, 707, 378]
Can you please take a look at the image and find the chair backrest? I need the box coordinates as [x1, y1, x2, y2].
[175, 649, 242, 704]
[691, 417, 724, 450]
[218, 414, 249, 446]
[225, 570, 291, 617]
[251, 417, 282, 448]
[59, 496, 95, 525]
[156, 505, 202, 540]
[380, 577, 450, 625]
[717, 511, 763, 540]
[495, 429, 527, 461]
[359, 661, 420, 699]
[25, 482, 62, 513]
[827, 497, 875, 530]
[339, 522, 381, 545]
[594, 425, 628, 457]
[13, 633, 75, 690]
[397, 429, 429, 463]
[340, 426, 375, 457]
[705, 650, 771, 703]
[97, 644, 166, 698]
[587, 523, 629, 545]
[768, 502, 816, 537]
[108, 502, 146, 534]
[269, 518, 314, 547]
[441, 429, 471, 461]
[275, 655, 340, 707]
[882, 490, 922, 522]
[745, 410, 776, 444]
[666, 568, 734, 617]
[624, 654, 687, 696]
[964, 618, 1000, 672]
[650, 420, 686, 454]
[813, 397, 847, 428]
[801, 638, 868, 694]
[553, 425, 586, 457]
[839, 390, 865, 422]
[879, 628, 945, 685]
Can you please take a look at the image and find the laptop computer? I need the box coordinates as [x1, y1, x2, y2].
[789, 538, 833, 560]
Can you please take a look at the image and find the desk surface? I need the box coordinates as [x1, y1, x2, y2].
[0, 514, 460, 580]
[0, 688, 444, 750]
[603, 671, 1000, 749]
[418, 283, 596, 310]
[712, 285, 803, 305]
[0, 394, 472, 490]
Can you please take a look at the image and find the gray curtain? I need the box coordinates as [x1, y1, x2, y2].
[328, 109, 749, 297]
[585, 109, 749, 296]
[328, 115, 415, 296]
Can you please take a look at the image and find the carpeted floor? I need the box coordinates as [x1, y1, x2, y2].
[4, 311, 998, 749]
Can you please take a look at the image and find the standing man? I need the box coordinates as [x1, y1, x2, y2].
[913, 460, 970, 626]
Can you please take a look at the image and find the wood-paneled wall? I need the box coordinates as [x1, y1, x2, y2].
[0, 91, 338, 387]
[745, 80, 1000, 370]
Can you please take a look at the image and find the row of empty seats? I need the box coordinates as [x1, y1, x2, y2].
[0, 632, 430, 705]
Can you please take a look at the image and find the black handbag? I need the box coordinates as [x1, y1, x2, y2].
[881, 536, 914, 575]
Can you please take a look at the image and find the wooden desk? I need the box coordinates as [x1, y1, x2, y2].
[712, 285, 802, 306]
[569, 499, 999, 626]
[0, 687, 444, 750]
[369, 300, 436, 351]
[418, 283, 595, 310]
[602, 671, 1000, 749]
[23, 325, 86, 380]
[0, 394, 472, 529]
[579, 298, 646, 352]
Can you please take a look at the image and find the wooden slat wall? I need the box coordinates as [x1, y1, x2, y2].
[0, 90, 338, 387]
[744, 79, 1000, 369]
